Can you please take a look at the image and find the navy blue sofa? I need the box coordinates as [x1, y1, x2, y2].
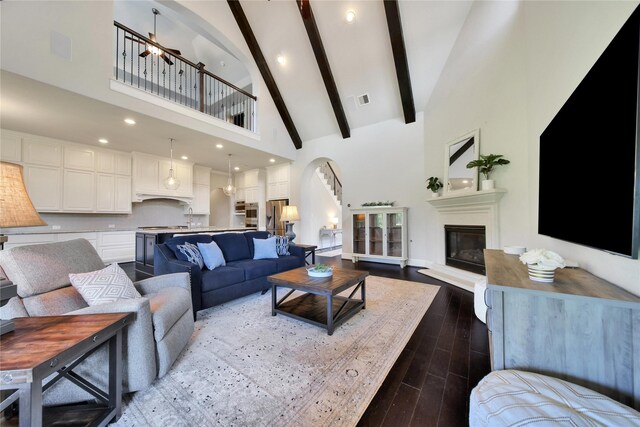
[154, 231, 305, 317]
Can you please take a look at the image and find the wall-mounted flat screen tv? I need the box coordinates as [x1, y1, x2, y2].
[539, 6, 640, 259]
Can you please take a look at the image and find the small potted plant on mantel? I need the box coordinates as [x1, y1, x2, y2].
[466, 154, 510, 190]
[426, 176, 443, 198]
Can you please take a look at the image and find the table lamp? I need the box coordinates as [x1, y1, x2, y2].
[281, 205, 300, 244]
[330, 217, 339, 229]
[0, 162, 47, 335]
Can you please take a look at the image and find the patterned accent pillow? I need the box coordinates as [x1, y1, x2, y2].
[176, 242, 204, 269]
[69, 263, 141, 306]
[275, 235, 290, 256]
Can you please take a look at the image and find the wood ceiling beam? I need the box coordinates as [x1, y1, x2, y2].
[296, 0, 350, 139]
[227, 0, 303, 149]
[383, 0, 416, 124]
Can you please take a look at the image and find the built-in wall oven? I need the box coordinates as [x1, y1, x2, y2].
[245, 203, 258, 227]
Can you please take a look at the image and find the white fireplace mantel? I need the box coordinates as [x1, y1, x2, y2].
[422, 188, 507, 292]
[426, 188, 506, 210]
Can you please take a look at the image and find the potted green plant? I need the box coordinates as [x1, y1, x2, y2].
[466, 154, 510, 190]
[426, 177, 443, 198]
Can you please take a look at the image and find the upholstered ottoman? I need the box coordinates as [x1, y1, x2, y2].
[470, 370, 640, 426]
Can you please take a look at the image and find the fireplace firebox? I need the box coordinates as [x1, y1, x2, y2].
[445, 225, 486, 274]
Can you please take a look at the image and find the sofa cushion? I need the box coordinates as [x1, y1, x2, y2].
[275, 236, 290, 256]
[227, 259, 278, 280]
[212, 233, 251, 262]
[165, 234, 212, 259]
[197, 241, 226, 270]
[174, 242, 204, 270]
[273, 255, 304, 272]
[253, 237, 279, 260]
[244, 231, 271, 258]
[22, 286, 88, 316]
[201, 266, 245, 293]
[147, 286, 192, 342]
[69, 263, 142, 306]
[0, 239, 105, 298]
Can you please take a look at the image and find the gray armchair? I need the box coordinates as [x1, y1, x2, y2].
[0, 239, 194, 405]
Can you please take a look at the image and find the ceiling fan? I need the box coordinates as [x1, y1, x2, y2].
[125, 8, 181, 65]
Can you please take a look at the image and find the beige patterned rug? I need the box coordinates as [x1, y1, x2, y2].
[114, 276, 439, 427]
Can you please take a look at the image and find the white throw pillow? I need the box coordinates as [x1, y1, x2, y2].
[253, 237, 279, 259]
[69, 263, 141, 306]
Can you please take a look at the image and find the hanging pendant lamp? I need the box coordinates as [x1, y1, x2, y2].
[164, 138, 180, 190]
[223, 154, 236, 196]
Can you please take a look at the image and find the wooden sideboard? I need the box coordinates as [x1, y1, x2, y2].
[484, 249, 640, 410]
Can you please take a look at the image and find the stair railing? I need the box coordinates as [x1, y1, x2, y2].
[114, 21, 256, 132]
[319, 162, 342, 204]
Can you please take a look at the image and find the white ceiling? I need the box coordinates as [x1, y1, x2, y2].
[0, 0, 473, 163]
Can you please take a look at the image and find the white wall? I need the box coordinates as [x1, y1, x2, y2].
[209, 173, 231, 227]
[423, 0, 640, 294]
[291, 113, 426, 266]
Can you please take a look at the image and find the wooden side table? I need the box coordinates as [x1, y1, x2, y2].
[0, 313, 133, 426]
[294, 244, 317, 265]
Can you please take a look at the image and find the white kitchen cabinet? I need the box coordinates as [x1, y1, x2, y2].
[115, 152, 131, 175]
[96, 150, 115, 173]
[133, 153, 160, 194]
[266, 164, 290, 200]
[96, 173, 115, 211]
[22, 136, 62, 167]
[23, 165, 62, 211]
[64, 146, 95, 171]
[187, 166, 211, 215]
[0, 130, 22, 162]
[193, 165, 211, 185]
[98, 231, 135, 263]
[63, 169, 95, 211]
[245, 186, 259, 204]
[115, 175, 132, 213]
[2, 234, 56, 250]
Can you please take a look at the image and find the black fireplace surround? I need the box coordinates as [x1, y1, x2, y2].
[445, 225, 486, 274]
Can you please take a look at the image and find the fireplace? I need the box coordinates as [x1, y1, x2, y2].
[445, 225, 486, 274]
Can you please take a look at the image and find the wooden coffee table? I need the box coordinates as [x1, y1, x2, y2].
[268, 266, 369, 335]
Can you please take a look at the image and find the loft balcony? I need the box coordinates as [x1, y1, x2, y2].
[113, 21, 256, 132]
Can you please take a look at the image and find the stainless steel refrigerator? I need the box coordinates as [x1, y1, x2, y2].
[266, 199, 288, 235]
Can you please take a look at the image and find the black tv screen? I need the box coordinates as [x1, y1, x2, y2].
[539, 6, 640, 259]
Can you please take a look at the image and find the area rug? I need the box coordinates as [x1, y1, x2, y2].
[114, 276, 440, 427]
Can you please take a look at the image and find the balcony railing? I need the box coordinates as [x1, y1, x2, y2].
[114, 21, 256, 132]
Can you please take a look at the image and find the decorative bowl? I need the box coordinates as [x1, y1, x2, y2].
[503, 246, 526, 255]
[527, 265, 555, 283]
[307, 266, 333, 277]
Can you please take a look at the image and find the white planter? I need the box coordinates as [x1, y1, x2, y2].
[481, 179, 495, 190]
[528, 265, 555, 283]
[431, 192, 441, 198]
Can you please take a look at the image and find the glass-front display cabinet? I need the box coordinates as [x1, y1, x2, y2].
[351, 207, 408, 267]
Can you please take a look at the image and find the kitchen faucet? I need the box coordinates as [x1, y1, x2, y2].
[187, 207, 193, 229]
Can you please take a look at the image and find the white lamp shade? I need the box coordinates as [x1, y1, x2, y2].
[0, 162, 47, 228]
[281, 205, 300, 222]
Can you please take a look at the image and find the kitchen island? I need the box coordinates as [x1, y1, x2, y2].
[135, 226, 257, 274]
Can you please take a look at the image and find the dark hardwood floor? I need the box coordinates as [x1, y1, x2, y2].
[123, 255, 491, 427]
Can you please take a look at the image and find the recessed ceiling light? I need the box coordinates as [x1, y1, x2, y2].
[181, 155, 188, 160]
[269, 158, 275, 163]
[234, 166, 240, 171]
[216, 144, 223, 149]
[346, 10, 356, 23]
[124, 118, 136, 125]
[98, 138, 109, 144]
[276, 54, 286, 66]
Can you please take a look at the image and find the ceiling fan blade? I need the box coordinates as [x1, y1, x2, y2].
[165, 48, 181, 56]
[149, 32, 156, 42]
[139, 50, 151, 58]
[160, 53, 174, 66]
